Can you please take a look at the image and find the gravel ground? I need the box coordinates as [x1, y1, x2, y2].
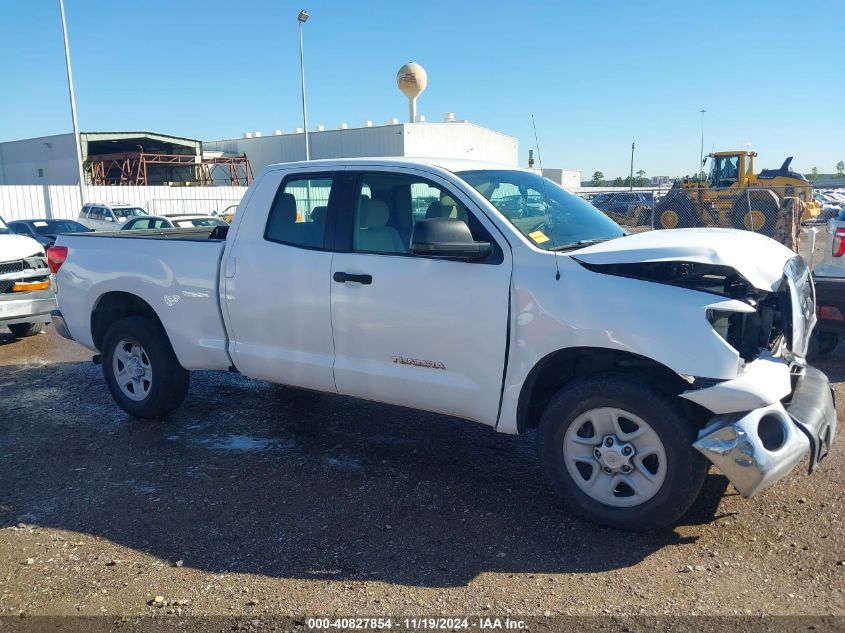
[1, 323, 844, 622]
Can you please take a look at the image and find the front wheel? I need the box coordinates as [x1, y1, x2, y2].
[102, 316, 190, 418]
[538, 374, 707, 531]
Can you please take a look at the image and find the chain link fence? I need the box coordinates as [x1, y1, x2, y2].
[576, 185, 829, 251]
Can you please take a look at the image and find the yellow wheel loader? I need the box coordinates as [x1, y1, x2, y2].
[653, 151, 820, 246]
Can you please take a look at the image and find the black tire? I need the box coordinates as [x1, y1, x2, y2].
[101, 315, 190, 418]
[7, 322, 43, 338]
[730, 190, 780, 238]
[653, 193, 698, 230]
[537, 373, 707, 531]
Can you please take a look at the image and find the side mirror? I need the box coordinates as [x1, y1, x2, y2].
[410, 218, 492, 261]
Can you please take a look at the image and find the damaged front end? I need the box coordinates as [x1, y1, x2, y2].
[692, 366, 835, 498]
[577, 252, 835, 498]
[686, 256, 835, 497]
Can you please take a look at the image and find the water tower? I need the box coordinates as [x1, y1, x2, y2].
[396, 62, 428, 123]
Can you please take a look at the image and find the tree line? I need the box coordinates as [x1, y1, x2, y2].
[591, 170, 650, 187]
[807, 162, 845, 180]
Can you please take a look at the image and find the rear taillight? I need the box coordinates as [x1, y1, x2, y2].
[47, 245, 68, 273]
[833, 228, 845, 258]
[819, 305, 845, 322]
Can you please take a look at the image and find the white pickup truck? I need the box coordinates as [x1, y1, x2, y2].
[50, 158, 836, 530]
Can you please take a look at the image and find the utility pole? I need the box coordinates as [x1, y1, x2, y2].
[699, 109, 706, 179]
[629, 141, 635, 191]
[297, 10, 310, 160]
[59, 0, 85, 204]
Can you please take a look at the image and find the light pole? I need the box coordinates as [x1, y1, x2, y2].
[629, 141, 635, 191]
[699, 109, 706, 179]
[59, 0, 85, 204]
[297, 9, 310, 161]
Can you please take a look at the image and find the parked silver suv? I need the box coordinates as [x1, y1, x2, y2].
[78, 202, 147, 230]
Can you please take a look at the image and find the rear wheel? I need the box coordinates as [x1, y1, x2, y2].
[730, 190, 780, 238]
[7, 322, 43, 338]
[102, 315, 190, 418]
[538, 374, 707, 531]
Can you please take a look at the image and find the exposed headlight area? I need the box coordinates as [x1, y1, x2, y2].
[706, 298, 785, 362]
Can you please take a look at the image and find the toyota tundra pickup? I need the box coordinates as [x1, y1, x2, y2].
[49, 158, 836, 530]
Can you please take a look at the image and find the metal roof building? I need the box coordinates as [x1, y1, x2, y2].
[0, 131, 204, 186]
[0, 119, 518, 186]
[203, 118, 519, 176]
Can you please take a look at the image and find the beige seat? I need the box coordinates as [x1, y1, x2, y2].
[310, 206, 327, 223]
[267, 193, 297, 238]
[357, 198, 406, 254]
[267, 193, 323, 247]
[425, 193, 467, 222]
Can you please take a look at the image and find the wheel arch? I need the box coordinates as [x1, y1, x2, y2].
[516, 347, 696, 434]
[91, 291, 166, 352]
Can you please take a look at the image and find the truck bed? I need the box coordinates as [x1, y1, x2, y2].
[54, 229, 232, 372]
[67, 225, 228, 241]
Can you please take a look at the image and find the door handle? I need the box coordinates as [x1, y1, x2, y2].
[333, 271, 372, 285]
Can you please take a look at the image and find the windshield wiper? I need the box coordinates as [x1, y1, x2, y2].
[548, 238, 613, 252]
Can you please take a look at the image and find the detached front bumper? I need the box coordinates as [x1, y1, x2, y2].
[0, 288, 56, 326]
[693, 366, 836, 498]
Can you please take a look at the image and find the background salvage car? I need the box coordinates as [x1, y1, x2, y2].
[0, 217, 56, 338]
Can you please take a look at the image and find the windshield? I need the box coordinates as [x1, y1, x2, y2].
[457, 169, 625, 250]
[30, 220, 89, 235]
[0, 217, 8, 235]
[173, 217, 227, 228]
[113, 207, 146, 220]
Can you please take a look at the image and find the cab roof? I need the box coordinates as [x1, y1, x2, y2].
[264, 157, 525, 174]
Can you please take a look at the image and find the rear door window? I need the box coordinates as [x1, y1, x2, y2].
[265, 174, 334, 249]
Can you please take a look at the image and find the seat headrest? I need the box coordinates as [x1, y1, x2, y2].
[310, 206, 327, 223]
[273, 193, 297, 224]
[361, 199, 389, 228]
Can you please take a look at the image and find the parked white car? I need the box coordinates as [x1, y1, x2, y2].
[50, 158, 835, 530]
[0, 217, 56, 337]
[121, 214, 228, 231]
[78, 202, 147, 230]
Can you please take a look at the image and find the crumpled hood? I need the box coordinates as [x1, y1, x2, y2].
[0, 234, 45, 262]
[572, 228, 795, 291]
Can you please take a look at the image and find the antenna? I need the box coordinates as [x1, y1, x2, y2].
[531, 114, 560, 280]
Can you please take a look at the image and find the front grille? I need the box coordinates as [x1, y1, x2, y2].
[0, 255, 50, 295]
[0, 260, 23, 276]
[0, 274, 49, 295]
[0, 256, 47, 276]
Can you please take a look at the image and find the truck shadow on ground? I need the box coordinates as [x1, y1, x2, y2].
[0, 361, 729, 587]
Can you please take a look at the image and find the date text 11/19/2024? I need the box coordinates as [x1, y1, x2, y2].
[307, 617, 527, 630]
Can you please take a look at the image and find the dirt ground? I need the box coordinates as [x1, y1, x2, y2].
[1, 320, 844, 624]
[0, 226, 843, 625]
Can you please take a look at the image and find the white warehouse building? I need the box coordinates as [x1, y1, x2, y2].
[0, 119, 519, 186]
[203, 118, 519, 175]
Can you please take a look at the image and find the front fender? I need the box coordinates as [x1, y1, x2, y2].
[497, 257, 744, 433]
